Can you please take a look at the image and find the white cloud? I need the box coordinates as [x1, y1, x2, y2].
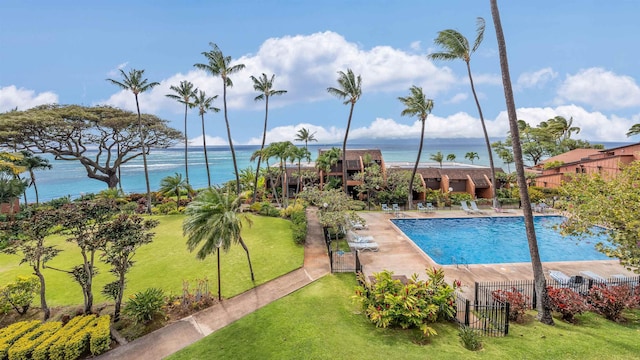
[410, 41, 421, 51]
[516, 67, 558, 89]
[245, 123, 342, 145]
[189, 134, 229, 146]
[106, 62, 129, 77]
[445, 92, 468, 104]
[556, 68, 640, 110]
[0, 85, 58, 112]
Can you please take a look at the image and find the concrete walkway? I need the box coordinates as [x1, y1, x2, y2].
[97, 207, 330, 360]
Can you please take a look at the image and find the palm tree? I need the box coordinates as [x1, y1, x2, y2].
[398, 86, 434, 209]
[430, 151, 444, 168]
[166, 81, 197, 185]
[490, 0, 554, 325]
[183, 187, 255, 300]
[294, 127, 318, 152]
[446, 154, 456, 162]
[194, 43, 246, 195]
[327, 69, 362, 194]
[288, 146, 310, 196]
[316, 147, 341, 190]
[547, 116, 580, 141]
[192, 90, 220, 188]
[465, 151, 479, 164]
[18, 151, 51, 206]
[627, 124, 640, 137]
[429, 18, 498, 207]
[159, 173, 193, 210]
[107, 69, 159, 214]
[250, 73, 287, 203]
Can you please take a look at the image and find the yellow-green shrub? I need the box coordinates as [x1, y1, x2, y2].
[7, 322, 61, 360]
[89, 315, 110, 356]
[38, 315, 95, 360]
[0, 321, 40, 360]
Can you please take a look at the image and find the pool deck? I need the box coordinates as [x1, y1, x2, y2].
[355, 208, 636, 295]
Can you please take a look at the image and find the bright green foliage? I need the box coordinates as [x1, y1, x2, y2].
[353, 268, 459, 337]
[46, 314, 96, 360]
[7, 321, 61, 360]
[123, 288, 165, 324]
[558, 161, 640, 272]
[0, 276, 39, 316]
[89, 315, 110, 356]
[0, 321, 40, 360]
[458, 325, 482, 351]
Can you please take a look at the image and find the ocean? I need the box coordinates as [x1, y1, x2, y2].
[19, 138, 631, 202]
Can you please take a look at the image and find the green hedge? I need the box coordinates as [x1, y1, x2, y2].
[0, 321, 40, 360]
[7, 322, 61, 360]
[47, 315, 96, 360]
[89, 315, 110, 356]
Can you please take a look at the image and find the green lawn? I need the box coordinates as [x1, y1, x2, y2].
[0, 214, 303, 306]
[169, 274, 640, 360]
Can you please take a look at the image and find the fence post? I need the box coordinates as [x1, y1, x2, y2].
[504, 302, 510, 335]
[474, 282, 479, 307]
[355, 250, 362, 274]
[532, 284, 537, 309]
[328, 249, 333, 273]
[464, 299, 470, 326]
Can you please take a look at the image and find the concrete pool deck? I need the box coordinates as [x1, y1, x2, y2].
[354, 209, 636, 295]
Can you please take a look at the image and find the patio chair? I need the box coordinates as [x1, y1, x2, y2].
[347, 230, 374, 243]
[579, 270, 607, 284]
[348, 241, 379, 252]
[470, 200, 486, 214]
[349, 219, 368, 230]
[392, 203, 400, 212]
[417, 203, 427, 212]
[381, 204, 393, 213]
[425, 202, 435, 213]
[460, 200, 475, 215]
[549, 270, 578, 287]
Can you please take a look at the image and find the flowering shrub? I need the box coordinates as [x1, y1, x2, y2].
[588, 284, 636, 321]
[491, 287, 529, 323]
[353, 268, 459, 337]
[546, 287, 590, 322]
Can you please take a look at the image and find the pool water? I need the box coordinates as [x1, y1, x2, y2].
[391, 216, 611, 265]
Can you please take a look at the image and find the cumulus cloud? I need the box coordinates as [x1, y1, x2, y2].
[410, 41, 421, 51]
[188, 134, 229, 146]
[106, 62, 129, 77]
[445, 92, 468, 104]
[0, 85, 59, 112]
[245, 123, 343, 145]
[516, 67, 558, 89]
[556, 68, 640, 110]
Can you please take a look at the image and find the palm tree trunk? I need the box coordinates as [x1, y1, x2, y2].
[342, 102, 355, 195]
[223, 80, 241, 195]
[135, 95, 153, 214]
[490, 0, 554, 325]
[253, 97, 270, 203]
[201, 114, 212, 188]
[184, 103, 190, 185]
[216, 249, 221, 301]
[408, 119, 426, 210]
[238, 237, 255, 282]
[467, 62, 498, 207]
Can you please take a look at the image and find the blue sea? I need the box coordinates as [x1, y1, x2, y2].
[20, 138, 631, 202]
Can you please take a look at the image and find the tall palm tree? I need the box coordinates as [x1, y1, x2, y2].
[398, 86, 434, 209]
[250, 73, 287, 203]
[183, 187, 255, 300]
[192, 90, 220, 188]
[490, 0, 554, 325]
[107, 69, 159, 214]
[429, 18, 498, 207]
[166, 81, 197, 185]
[430, 151, 444, 168]
[194, 43, 246, 195]
[465, 151, 479, 164]
[290, 146, 311, 195]
[327, 69, 362, 195]
[294, 127, 318, 152]
[18, 151, 51, 206]
[446, 154, 456, 162]
[159, 173, 192, 210]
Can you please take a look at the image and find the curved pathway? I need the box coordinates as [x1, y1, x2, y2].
[97, 207, 330, 360]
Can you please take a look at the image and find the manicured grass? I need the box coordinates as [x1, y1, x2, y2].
[0, 214, 303, 306]
[169, 274, 640, 360]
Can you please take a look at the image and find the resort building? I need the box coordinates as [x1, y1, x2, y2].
[533, 142, 640, 188]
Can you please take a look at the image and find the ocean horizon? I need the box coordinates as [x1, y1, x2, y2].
[18, 138, 633, 202]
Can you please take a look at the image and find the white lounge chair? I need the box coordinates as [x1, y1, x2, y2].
[381, 204, 393, 213]
[549, 270, 583, 288]
[347, 230, 374, 243]
[349, 219, 368, 230]
[460, 201, 475, 215]
[417, 202, 427, 212]
[392, 203, 400, 212]
[348, 241, 379, 252]
[470, 200, 486, 214]
[579, 270, 607, 283]
[425, 203, 435, 213]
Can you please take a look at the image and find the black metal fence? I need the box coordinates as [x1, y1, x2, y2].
[454, 293, 510, 336]
[324, 227, 363, 274]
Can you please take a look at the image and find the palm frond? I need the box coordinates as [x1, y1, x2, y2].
[472, 17, 486, 53]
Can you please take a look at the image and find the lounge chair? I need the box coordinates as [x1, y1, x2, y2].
[470, 200, 486, 214]
[579, 270, 607, 283]
[347, 230, 374, 243]
[460, 200, 476, 215]
[349, 219, 368, 230]
[348, 241, 379, 252]
[549, 270, 572, 285]
[381, 204, 393, 213]
[417, 202, 426, 212]
[392, 203, 400, 213]
[493, 207, 515, 214]
[425, 202, 435, 213]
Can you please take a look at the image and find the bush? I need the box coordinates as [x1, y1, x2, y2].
[458, 325, 482, 351]
[46, 315, 96, 360]
[353, 268, 459, 337]
[124, 288, 166, 324]
[546, 287, 590, 322]
[0, 321, 40, 360]
[588, 284, 636, 321]
[280, 202, 305, 218]
[0, 276, 40, 316]
[290, 209, 307, 245]
[89, 316, 111, 356]
[491, 287, 529, 323]
[8, 322, 61, 360]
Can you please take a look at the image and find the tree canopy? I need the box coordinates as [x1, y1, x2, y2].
[0, 105, 182, 189]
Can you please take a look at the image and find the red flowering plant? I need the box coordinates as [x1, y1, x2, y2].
[491, 287, 529, 323]
[354, 268, 460, 337]
[588, 284, 637, 321]
[546, 286, 590, 322]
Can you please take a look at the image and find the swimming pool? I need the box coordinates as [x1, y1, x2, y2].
[391, 216, 611, 265]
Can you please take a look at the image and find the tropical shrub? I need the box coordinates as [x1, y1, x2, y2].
[8, 321, 61, 360]
[0, 276, 40, 316]
[546, 286, 590, 322]
[588, 284, 636, 321]
[458, 325, 482, 351]
[450, 192, 472, 205]
[0, 321, 40, 360]
[89, 315, 111, 356]
[123, 288, 166, 324]
[46, 315, 96, 360]
[491, 287, 529, 323]
[353, 268, 459, 337]
[290, 209, 307, 245]
[280, 202, 305, 218]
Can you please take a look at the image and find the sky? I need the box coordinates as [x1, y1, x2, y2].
[2, 0, 640, 147]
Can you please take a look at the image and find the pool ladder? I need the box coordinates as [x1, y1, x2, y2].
[451, 256, 469, 269]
